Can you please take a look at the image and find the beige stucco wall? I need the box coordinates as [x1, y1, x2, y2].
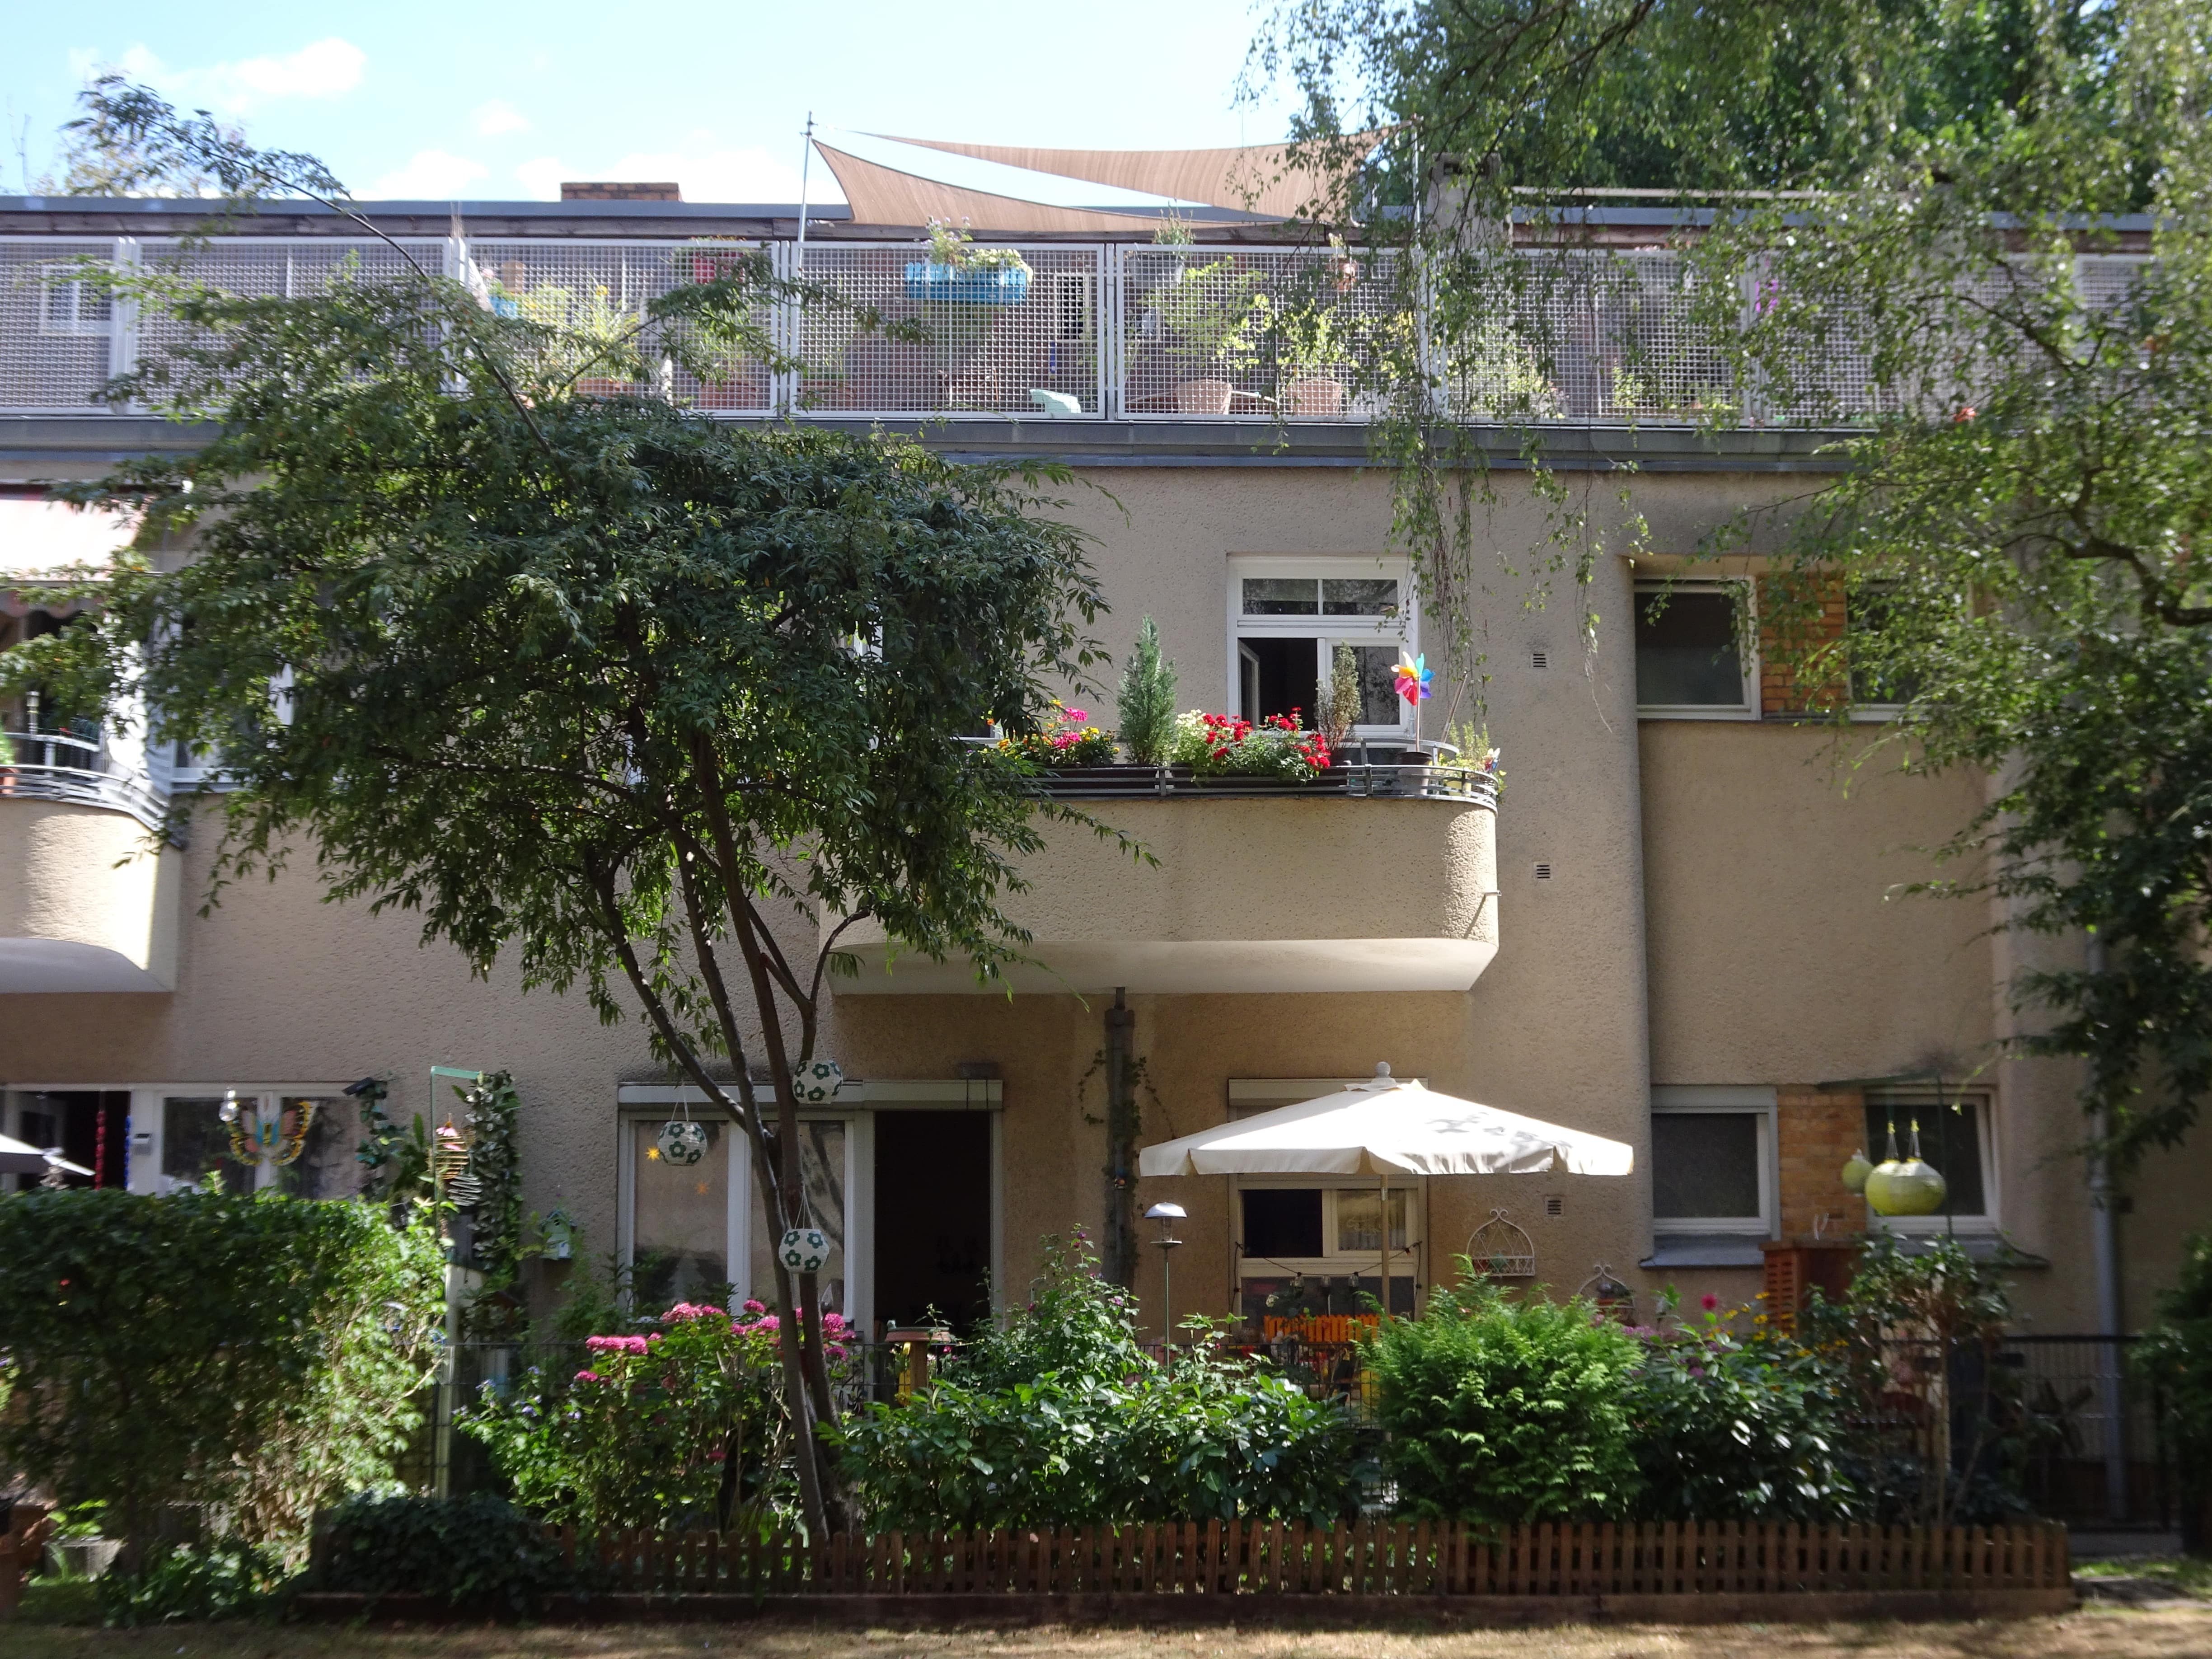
[0, 799, 179, 990]
[0, 460, 2198, 1334]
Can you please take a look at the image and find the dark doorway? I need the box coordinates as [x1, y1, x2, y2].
[872, 1111, 992, 1336]
[1238, 637, 1318, 726]
[9, 1090, 130, 1190]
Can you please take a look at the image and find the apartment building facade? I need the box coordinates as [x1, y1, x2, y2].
[0, 184, 2203, 1374]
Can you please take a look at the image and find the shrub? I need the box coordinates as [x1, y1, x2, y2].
[1366, 1275, 1641, 1523]
[1627, 1299, 1862, 1521]
[1115, 617, 1179, 764]
[1167, 709, 1330, 778]
[0, 1189, 442, 1561]
[94, 1540, 289, 1627]
[840, 1234, 1354, 1528]
[313, 1493, 578, 1612]
[463, 1299, 831, 1532]
[2137, 1232, 2212, 1553]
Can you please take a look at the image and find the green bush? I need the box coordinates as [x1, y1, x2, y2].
[2137, 1232, 2212, 1554]
[1366, 1275, 1641, 1523]
[94, 1541, 289, 1627]
[0, 1188, 442, 1559]
[463, 1299, 824, 1532]
[313, 1493, 579, 1612]
[840, 1233, 1354, 1528]
[1628, 1300, 1862, 1521]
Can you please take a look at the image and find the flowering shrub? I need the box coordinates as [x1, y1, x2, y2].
[840, 1233, 1354, 1528]
[997, 702, 1118, 767]
[1167, 710, 1331, 779]
[464, 1299, 850, 1533]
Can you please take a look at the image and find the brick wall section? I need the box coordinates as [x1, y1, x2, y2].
[561, 182, 682, 201]
[1777, 1085, 1867, 1239]
[1758, 576, 1848, 716]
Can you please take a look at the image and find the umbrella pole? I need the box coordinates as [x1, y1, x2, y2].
[1378, 1167, 1389, 1323]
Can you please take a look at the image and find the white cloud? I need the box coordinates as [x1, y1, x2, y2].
[513, 136, 842, 205]
[364, 149, 490, 200]
[100, 37, 366, 115]
[473, 101, 530, 137]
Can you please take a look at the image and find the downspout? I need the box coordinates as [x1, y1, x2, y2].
[1103, 988, 1138, 1288]
[2084, 933, 2130, 1520]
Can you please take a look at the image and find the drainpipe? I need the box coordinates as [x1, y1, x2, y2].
[2085, 933, 2129, 1521]
[1103, 989, 1138, 1288]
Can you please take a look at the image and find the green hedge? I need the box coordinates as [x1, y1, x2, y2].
[0, 1188, 442, 1556]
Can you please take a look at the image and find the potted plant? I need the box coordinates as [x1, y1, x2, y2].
[1167, 709, 1331, 782]
[904, 218, 1032, 307]
[1275, 306, 1353, 418]
[994, 702, 1116, 769]
[1145, 257, 1267, 414]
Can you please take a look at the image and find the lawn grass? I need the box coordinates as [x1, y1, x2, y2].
[5, 1611, 2212, 1659]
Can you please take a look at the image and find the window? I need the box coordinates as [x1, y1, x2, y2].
[40, 268, 112, 337]
[1235, 1181, 1419, 1320]
[1228, 559, 1411, 738]
[1847, 587, 1926, 712]
[1650, 1087, 1776, 1237]
[1864, 1091, 1993, 1227]
[1634, 581, 1756, 716]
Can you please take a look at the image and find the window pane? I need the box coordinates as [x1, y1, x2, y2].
[163, 1097, 254, 1195]
[750, 1120, 848, 1315]
[1243, 578, 1318, 616]
[1238, 635, 1319, 725]
[633, 1116, 729, 1309]
[1652, 1113, 1762, 1219]
[1849, 590, 1926, 706]
[1241, 1188, 1322, 1259]
[1865, 1099, 1986, 1216]
[1322, 578, 1399, 616]
[1338, 644, 1402, 726]
[1635, 589, 1745, 706]
[1335, 1189, 1410, 1253]
[274, 1097, 359, 1199]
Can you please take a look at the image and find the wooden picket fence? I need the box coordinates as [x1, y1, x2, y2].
[560, 1517, 2070, 1598]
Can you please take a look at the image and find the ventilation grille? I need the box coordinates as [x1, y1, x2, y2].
[1534, 862, 1553, 881]
[1544, 1195, 1564, 1217]
[1531, 648, 1549, 670]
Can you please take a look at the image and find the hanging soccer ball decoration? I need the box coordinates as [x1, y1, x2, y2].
[791, 1058, 845, 1104]
[779, 1226, 832, 1274]
[657, 1119, 710, 1167]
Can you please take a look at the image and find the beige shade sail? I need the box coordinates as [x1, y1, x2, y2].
[1137, 1065, 1635, 1179]
[882, 135, 1385, 220]
[812, 143, 1178, 234]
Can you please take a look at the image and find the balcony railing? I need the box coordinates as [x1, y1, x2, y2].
[1024, 759, 1497, 804]
[0, 714, 170, 831]
[1, 233, 1950, 427]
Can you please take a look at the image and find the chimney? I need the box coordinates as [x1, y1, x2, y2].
[560, 182, 682, 202]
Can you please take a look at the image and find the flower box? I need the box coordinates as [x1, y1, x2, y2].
[903, 263, 1031, 306]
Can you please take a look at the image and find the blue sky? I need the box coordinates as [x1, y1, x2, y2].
[2, 3, 1300, 204]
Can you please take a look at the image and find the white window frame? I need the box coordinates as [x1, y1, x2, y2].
[1845, 584, 1914, 724]
[1650, 1085, 1779, 1237]
[38, 264, 112, 338]
[0, 1083, 358, 1196]
[1863, 1088, 1999, 1234]
[1231, 1172, 1425, 1282]
[1226, 555, 1415, 740]
[1633, 577, 1760, 721]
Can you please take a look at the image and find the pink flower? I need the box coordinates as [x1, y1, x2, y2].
[1701, 1293, 1719, 1311]
[742, 1299, 766, 1315]
[827, 1344, 850, 1359]
[1050, 731, 1078, 750]
[574, 1369, 602, 1383]
[587, 1334, 651, 1354]
[664, 1302, 726, 1321]
[1064, 708, 1087, 722]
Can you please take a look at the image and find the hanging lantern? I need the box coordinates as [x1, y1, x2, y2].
[791, 1059, 845, 1104]
[1840, 1149, 1874, 1194]
[1865, 1120, 1947, 1217]
[656, 1119, 710, 1167]
[779, 1226, 832, 1275]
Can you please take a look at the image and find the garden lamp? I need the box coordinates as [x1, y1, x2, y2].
[1145, 1201, 1186, 1366]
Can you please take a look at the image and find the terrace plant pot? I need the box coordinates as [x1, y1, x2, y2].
[903, 263, 1031, 306]
[1173, 379, 1233, 415]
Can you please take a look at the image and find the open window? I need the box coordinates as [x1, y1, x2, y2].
[1634, 580, 1757, 718]
[1227, 558, 1412, 740]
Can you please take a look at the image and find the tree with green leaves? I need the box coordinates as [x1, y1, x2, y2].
[1246, 0, 2212, 1166]
[5, 84, 1122, 1540]
[1114, 616, 1179, 764]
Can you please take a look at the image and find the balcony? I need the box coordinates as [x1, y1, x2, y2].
[0, 711, 179, 992]
[0, 233, 1885, 427]
[832, 764, 1499, 995]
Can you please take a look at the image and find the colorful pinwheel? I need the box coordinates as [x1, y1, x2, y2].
[1392, 651, 1435, 705]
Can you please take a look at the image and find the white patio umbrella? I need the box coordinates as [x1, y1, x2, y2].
[1137, 1063, 1633, 1308]
[0, 1131, 92, 1180]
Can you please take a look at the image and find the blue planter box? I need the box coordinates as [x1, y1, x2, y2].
[903, 262, 1031, 306]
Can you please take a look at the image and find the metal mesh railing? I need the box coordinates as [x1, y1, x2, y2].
[792, 243, 1102, 417]
[0, 233, 2159, 426]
